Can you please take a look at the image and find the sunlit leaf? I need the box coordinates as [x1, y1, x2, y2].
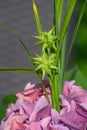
[33, 0, 42, 34]
[56, 0, 64, 31]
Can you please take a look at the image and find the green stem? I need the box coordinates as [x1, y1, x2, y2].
[60, 34, 67, 89]
[51, 0, 61, 112]
[0, 68, 34, 72]
[54, 73, 60, 111]
[38, 74, 50, 103]
[49, 72, 60, 112]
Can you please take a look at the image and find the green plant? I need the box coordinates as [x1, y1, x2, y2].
[0, 0, 87, 112]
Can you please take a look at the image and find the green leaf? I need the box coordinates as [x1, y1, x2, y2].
[76, 59, 87, 77]
[17, 36, 33, 62]
[65, 0, 87, 70]
[57, 0, 76, 58]
[60, 0, 76, 40]
[52, 0, 64, 36]
[0, 21, 33, 64]
[74, 69, 87, 90]
[0, 94, 17, 122]
[0, 68, 35, 72]
[56, 0, 64, 32]
[0, 105, 7, 122]
[64, 67, 78, 81]
[60, 34, 67, 87]
[2, 94, 17, 106]
[64, 66, 87, 90]
[33, 0, 42, 34]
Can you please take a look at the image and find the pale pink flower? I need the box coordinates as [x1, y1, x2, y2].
[0, 96, 52, 130]
[16, 80, 51, 103]
[1, 80, 87, 130]
[60, 80, 87, 130]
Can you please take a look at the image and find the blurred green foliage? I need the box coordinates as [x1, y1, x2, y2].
[0, 95, 17, 122]
[65, 66, 87, 90]
[75, 0, 87, 77]
[65, 1, 87, 90]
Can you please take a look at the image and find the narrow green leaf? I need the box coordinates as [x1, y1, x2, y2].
[65, 0, 87, 70]
[17, 36, 32, 61]
[0, 21, 33, 64]
[60, 34, 67, 88]
[60, 0, 76, 39]
[0, 68, 35, 72]
[57, 0, 76, 58]
[57, 0, 64, 32]
[33, 0, 42, 34]
[0, 21, 16, 35]
[52, 0, 58, 35]
[52, 0, 63, 45]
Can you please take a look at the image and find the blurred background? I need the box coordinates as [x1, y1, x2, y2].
[0, 0, 53, 101]
[75, 0, 87, 76]
[0, 0, 87, 102]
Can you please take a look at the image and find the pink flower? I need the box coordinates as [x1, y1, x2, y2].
[16, 80, 51, 103]
[1, 80, 87, 130]
[0, 95, 72, 130]
[63, 80, 87, 110]
[0, 96, 52, 130]
[60, 80, 87, 130]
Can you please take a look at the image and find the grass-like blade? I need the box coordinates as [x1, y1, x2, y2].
[0, 68, 35, 72]
[17, 36, 33, 62]
[33, 0, 42, 35]
[65, 0, 87, 71]
[0, 21, 33, 65]
[60, 34, 67, 88]
[57, 0, 76, 58]
[56, 0, 64, 32]
[52, 0, 63, 47]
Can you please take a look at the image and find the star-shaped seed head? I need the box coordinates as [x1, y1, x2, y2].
[33, 53, 57, 79]
[35, 27, 58, 52]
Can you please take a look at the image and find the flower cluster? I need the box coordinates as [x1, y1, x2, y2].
[0, 80, 87, 130]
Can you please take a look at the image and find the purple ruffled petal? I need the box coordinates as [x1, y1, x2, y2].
[1, 80, 87, 130]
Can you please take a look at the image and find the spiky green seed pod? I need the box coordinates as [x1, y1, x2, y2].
[35, 27, 58, 52]
[33, 52, 57, 79]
